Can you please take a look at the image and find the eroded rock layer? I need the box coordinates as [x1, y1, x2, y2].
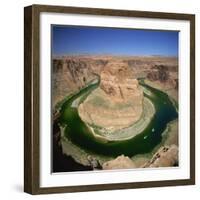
[52, 55, 178, 108]
[78, 61, 143, 131]
[102, 155, 136, 170]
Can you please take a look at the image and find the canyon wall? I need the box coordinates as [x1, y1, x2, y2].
[52, 55, 178, 108]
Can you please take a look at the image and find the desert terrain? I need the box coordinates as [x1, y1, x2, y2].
[52, 55, 178, 107]
[53, 55, 178, 171]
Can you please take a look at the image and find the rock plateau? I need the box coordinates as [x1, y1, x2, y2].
[78, 61, 143, 131]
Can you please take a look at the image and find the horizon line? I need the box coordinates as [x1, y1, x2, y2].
[52, 53, 178, 58]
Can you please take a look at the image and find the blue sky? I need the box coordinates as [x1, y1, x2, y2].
[52, 25, 178, 56]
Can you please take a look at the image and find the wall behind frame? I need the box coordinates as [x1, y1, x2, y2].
[0, 0, 199, 199]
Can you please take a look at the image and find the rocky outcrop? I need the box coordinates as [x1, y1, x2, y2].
[147, 65, 170, 82]
[87, 155, 102, 169]
[99, 61, 142, 102]
[102, 155, 136, 170]
[78, 61, 143, 131]
[147, 64, 178, 89]
[143, 145, 178, 168]
[52, 56, 178, 108]
[102, 145, 178, 170]
[52, 57, 107, 107]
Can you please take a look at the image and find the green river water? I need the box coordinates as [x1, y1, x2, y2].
[58, 80, 178, 157]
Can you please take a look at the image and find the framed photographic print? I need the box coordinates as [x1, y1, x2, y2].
[24, 4, 195, 194]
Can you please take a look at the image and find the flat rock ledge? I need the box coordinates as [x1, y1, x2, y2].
[143, 145, 178, 168]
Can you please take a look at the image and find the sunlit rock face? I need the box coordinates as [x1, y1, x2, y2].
[78, 61, 143, 132]
[102, 155, 136, 170]
[100, 61, 142, 102]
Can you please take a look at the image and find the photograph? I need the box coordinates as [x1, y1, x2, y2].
[52, 25, 179, 173]
[24, 4, 195, 194]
